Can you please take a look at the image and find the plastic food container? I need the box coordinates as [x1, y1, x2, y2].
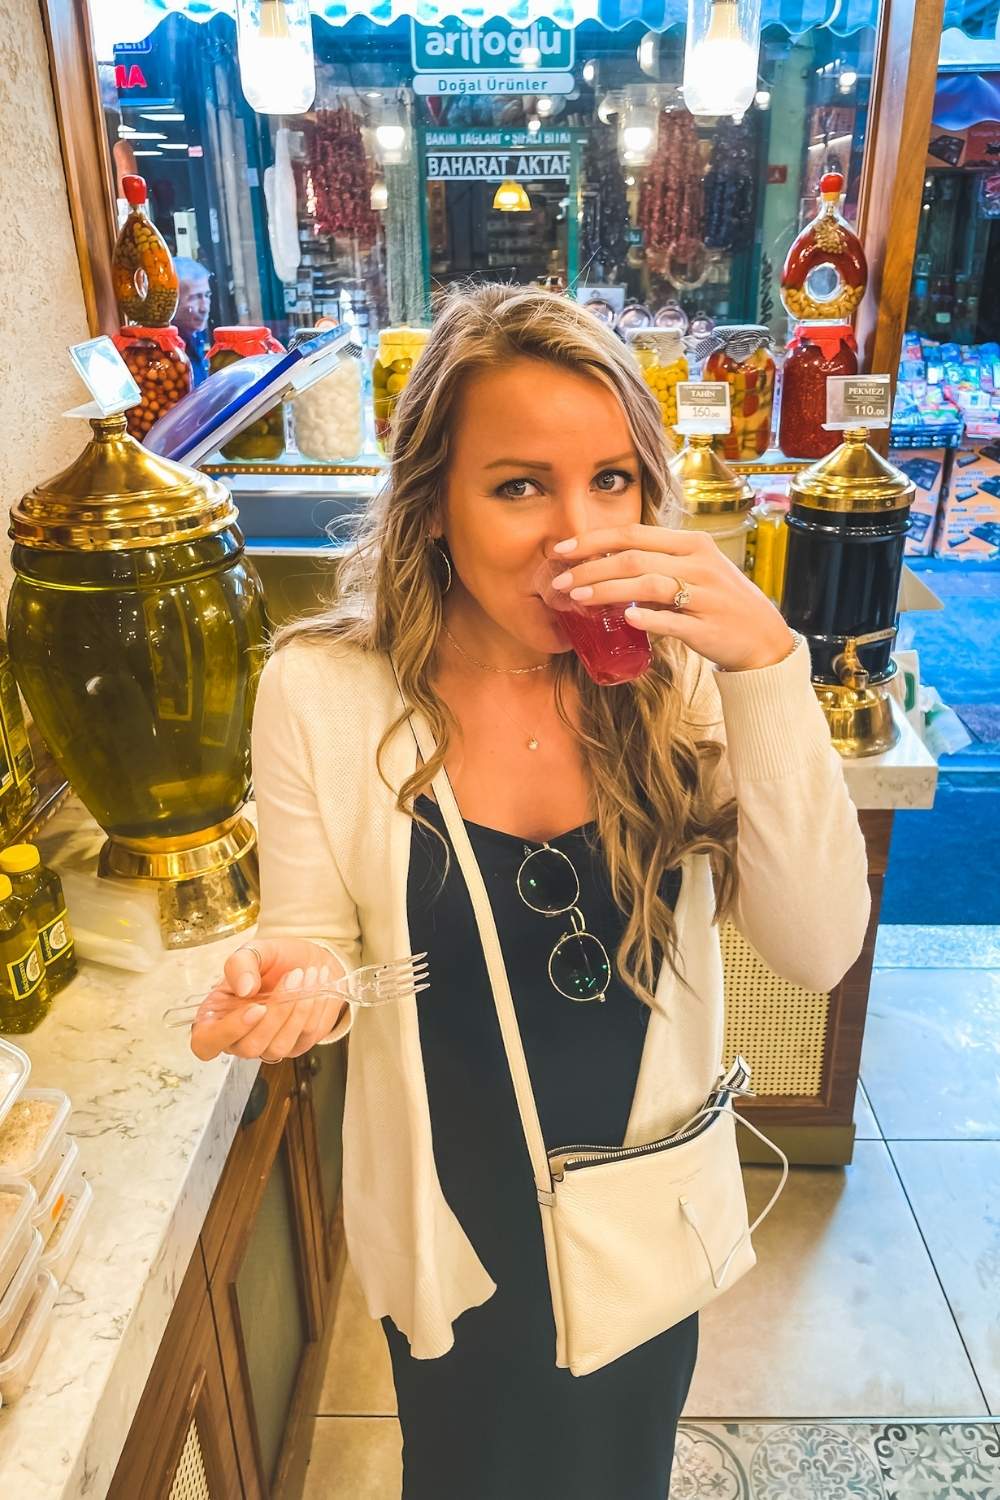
[0, 1268, 58, 1403]
[289, 328, 363, 461]
[0, 1089, 71, 1201]
[0, 1179, 36, 1305]
[41, 1177, 92, 1286]
[627, 329, 689, 435]
[0, 1039, 30, 1131]
[31, 1137, 80, 1249]
[0, 1228, 41, 1356]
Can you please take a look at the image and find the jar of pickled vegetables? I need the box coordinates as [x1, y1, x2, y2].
[112, 326, 193, 443]
[373, 327, 430, 453]
[699, 326, 775, 460]
[627, 330, 688, 437]
[208, 326, 286, 461]
[112, 176, 179, 327]
[778, 323, 858, 461]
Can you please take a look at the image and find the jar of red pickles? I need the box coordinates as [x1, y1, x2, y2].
[781, 172, 867, 323]
[112, 176, 179, 327]
[778, 324, 858, 461]
[208, 326, 286, 460]
[112, 326, 193, 442]
[698, 326, 775, 460]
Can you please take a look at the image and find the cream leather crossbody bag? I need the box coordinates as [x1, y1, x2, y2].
[403, 687, 789, 1377]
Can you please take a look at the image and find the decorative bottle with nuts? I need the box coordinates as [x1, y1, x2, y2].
[780, 172, 867, 323]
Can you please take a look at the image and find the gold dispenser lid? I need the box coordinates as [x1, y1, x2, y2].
[668, 433, 755, 516]
[10, 413, 238, 552]
[788, 427, 915, 514]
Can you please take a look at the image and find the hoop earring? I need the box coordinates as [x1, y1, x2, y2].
[432, 539, 453, 594]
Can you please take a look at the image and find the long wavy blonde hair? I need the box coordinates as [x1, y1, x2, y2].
[275, 284, 737, 1006]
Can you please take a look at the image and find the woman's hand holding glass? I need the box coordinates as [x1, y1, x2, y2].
[550, 523, 795, 673]
[189, 937, 348, 1064]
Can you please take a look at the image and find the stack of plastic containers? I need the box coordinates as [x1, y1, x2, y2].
[0, 1038, 91, 1404]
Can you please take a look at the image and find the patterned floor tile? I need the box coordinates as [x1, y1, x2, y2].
[871, 1422, 1000, 1499]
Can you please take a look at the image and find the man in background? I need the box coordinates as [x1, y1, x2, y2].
[174, 258, 212, 385]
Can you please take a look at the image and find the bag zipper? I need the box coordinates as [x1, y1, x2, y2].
[548, 1056, 755, 1182]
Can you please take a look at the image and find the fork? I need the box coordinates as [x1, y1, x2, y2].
[163, 952, 430, 1029]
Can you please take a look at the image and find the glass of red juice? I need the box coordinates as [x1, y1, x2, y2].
[533, 556, 652, 686]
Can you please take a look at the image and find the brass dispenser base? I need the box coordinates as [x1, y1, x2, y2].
[99, 814, 260, 949]
[814, 683, 898, 758]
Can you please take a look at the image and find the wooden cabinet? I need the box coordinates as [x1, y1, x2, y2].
[109, 1049, 349, 1500]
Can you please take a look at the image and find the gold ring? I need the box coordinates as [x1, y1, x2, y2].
[672, 578, 692, 610]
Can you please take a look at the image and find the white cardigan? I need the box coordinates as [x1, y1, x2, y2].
[250, 635, 871, 1359]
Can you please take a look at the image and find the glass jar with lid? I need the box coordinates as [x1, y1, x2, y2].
[208, 327, 286, 460]
[699, 326, 776, 460]
[373, 327, 430, 453]
[288, 328, 364, 462]
[112, 327, 193, 443]
[626, 330, 689, 436]
[778, 324, 858, 460]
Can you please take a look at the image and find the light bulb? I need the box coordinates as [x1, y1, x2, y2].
[536, 97, 553, 117]
[370, 179, 388, 211]
[623, 124, 653, 153]
[754, 88, 771, 109]
[683, 0, 761, 119]
[376, 123, 406, 152]
[583, 60, 596, 84]
[520, 46, 542, 68]
[527, 117, 541, 134]
[637, 34, 658, 74]
[839, 68, 858, 91]
[236, 0, 315, 115]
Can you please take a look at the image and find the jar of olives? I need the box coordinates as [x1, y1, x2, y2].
[626, 330, 689, 438]
[112, 326, 193, 442]
[373, 327, 430, 453]
[208, 327, 287, 460]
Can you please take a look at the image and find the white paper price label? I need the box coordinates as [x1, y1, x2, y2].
[674, 381, 732, 436]
[825, 375, 892, 430]
[66, 337, 141, 420]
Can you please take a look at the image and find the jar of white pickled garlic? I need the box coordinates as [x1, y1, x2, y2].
[290, 330, 364, 462]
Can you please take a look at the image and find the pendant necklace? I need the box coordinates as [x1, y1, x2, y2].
[442, 623, 551, 752]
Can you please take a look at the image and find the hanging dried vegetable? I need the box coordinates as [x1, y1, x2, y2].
[638, 110, 704, 254]
[307, 107, 378, 244]
[703, 118, 757, 254]
[581, 124, 630, 278]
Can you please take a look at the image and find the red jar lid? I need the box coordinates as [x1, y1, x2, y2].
[819, 171, 844, 197]
[209, 326, 285, 358]
[788, 322, 857, 358]
[122, 175, 148, 207]
[113, 325, 187, 354]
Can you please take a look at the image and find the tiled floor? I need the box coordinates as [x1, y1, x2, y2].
[303, 957, 1000, 1498]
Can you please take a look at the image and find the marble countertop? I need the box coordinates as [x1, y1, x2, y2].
[839, 700, 938, 811]
[0, 801, 258, 1500]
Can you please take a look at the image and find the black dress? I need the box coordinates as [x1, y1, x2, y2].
[382, 793, 697, 1500]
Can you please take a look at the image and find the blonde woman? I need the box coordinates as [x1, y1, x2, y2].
[192, 286, 870, 1498]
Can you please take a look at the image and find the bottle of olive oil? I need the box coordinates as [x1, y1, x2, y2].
[0, 873, 48, 1033]
[0, 845, 76, 994]
[0, 635, 37, 839]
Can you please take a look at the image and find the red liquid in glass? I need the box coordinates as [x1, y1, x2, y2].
[560, 605, 652, 685]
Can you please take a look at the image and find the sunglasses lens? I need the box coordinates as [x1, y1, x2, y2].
[518, 848, 578, 914]
[550, 932, 611, 1003]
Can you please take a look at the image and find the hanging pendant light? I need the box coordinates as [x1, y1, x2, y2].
[683, 0, 762, 120]
[236, 0, 316, 115]
[493, 180, 532, 212]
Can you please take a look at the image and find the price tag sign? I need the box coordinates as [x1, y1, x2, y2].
[674, 381, 732, 436]
[65, 337, 141, 420]
[825, 375, 892, 430]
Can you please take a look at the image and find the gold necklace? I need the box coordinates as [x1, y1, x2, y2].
[442, 623, 551, 676]
[442, 623, 550, 752]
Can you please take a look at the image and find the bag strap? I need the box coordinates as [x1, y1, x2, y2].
[390, 664, 554, 1195]
[679, 1106, 790, 1286]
